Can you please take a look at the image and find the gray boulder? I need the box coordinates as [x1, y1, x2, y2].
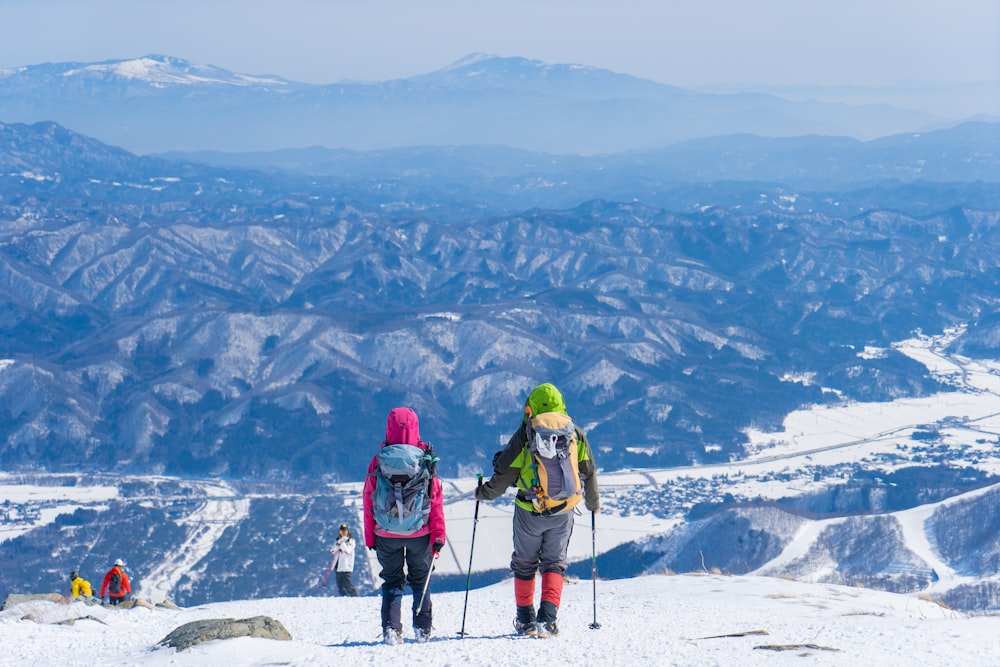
[1, 593, 67, 610]
[159, 616, 292, 651]
[118, 598, 156, 610]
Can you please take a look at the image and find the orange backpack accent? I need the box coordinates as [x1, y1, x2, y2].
[525, 411, 583, 515]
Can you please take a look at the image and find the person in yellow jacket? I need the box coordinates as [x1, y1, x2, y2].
[69, 571, 93, 597]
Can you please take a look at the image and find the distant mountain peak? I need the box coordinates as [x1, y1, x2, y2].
[0, 53, 947, 153]
[416, 52, 661, 97]
[440, 52, 591, 76]
[58, 55, 291, 88]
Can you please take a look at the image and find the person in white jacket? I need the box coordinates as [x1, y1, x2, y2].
[331, 524, 359, 596]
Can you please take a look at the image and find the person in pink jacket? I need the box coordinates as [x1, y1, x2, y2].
[363, 407, 446, 645]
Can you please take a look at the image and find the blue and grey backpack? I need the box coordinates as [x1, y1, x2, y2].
[373, 443, 438, 534]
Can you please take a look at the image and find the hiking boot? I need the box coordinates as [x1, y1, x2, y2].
[414, 627, 432, 643]
[536, 620, 559, 638]
[513, 618, 537, 636]
[382, 628, 403, 645]
[535, 600, 558, 638]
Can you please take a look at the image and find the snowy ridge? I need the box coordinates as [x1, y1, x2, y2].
[441, 52, 497, 70]
[61, 55, 290, 88]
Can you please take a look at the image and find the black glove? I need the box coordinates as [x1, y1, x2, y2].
[432, 540, 444, 554]
[368, 545, 375, 551]
[473, 471, 486, 501]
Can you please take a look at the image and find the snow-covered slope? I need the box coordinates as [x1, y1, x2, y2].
[0, 574, 991, 667]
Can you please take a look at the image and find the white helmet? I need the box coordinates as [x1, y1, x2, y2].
[114, 558, 123, 566]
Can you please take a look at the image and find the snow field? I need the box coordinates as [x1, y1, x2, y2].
[1, 573, 994, 666]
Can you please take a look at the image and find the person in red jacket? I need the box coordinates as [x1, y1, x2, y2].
[100, 558, 132, 605]
[363, 407, 446, 645]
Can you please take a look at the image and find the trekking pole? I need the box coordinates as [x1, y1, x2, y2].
[417, 550, 439, 613]
[458, 474, 483, 638]
[320, 552, 337, 588]
[589, 510, 601, 629]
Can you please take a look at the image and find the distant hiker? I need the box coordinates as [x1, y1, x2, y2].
[363, 407, 446, 645]
[100, 558, 132, 606]
[330, 523, 359, 596]
[69, 571, 93, 597]
[475, 382, 600, 638]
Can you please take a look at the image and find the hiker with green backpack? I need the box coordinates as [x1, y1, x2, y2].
[363, 407, 446, 645]
[475, 383, 600, 638]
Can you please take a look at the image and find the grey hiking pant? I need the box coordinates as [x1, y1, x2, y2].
[510, 505, 574, 579]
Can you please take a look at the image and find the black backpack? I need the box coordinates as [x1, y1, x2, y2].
[109, 570, 123, 595]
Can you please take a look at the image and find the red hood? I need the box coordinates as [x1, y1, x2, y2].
[385, 407, 421, 446]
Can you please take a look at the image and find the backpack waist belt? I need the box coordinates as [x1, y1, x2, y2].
[517, 493, 568, 516]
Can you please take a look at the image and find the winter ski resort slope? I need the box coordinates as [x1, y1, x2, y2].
[135, 480, 249, 602]
[889, 484, 1000, 595]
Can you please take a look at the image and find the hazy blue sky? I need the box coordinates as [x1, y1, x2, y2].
[2, 0, 998, 88]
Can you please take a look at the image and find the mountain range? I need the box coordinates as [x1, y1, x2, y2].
[0, 53, 954, 154]
[2, 119, 1000, 480]
[158, 121, 1000, 219]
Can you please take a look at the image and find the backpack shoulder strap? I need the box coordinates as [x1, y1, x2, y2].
[420, 441, 440, 477]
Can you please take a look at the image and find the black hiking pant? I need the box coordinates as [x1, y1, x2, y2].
[335, 571, 358, 597]
[375, 534, 433, 632]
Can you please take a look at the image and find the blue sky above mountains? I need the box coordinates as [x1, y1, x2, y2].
[2, 0, 998, 88]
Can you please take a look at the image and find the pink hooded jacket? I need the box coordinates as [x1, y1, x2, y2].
[363, 407, 447, 549]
